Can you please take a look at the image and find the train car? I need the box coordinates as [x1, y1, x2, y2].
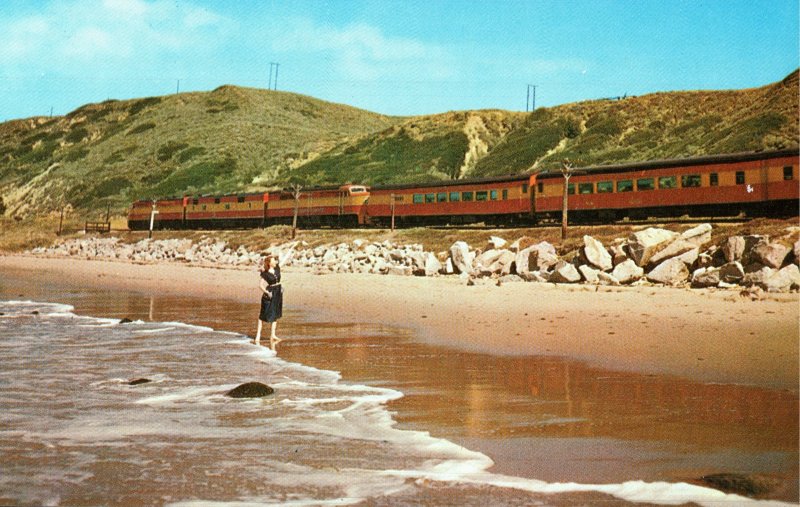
[127, 199, 154, 230]
[128, 149, 797, 231]
[533, 149, 799, 221]
[365, 174, 537, 226]
[267, 184, 370, 226]
[185, 193, 268, 229]
[127, 197, 186, 230]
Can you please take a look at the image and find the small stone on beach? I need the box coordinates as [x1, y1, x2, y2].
[226, 382, 274, 398]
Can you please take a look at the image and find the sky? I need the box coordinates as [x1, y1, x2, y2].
[1, 0, 798, 121]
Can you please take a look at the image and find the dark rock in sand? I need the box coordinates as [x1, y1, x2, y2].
[699, 473, 777, 497]
[119, 318, 134, 324]
[226, 382, 274, 398]
[128, 378, 152, 386]
[31, 311, 39, 315]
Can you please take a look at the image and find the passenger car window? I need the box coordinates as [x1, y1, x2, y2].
[617, 180, 633, 192]
[597, 181, 613, 193]
[578, 183, 593, 194]
[637, 178, 655, 191]
[682, 175, 701, 187]
[658, 176, 677, 189]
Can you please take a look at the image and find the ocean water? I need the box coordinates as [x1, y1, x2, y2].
[0, 300, 788, 506]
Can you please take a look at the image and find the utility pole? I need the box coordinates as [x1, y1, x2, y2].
[560, 159, 575, 240]
[390, 194, 396, 231]
[58, 205, 65, 236]
[269, 62, 280, 91]
[148, 200, 159, 239]
[176, 79, 180, 94]
[526, 84, 537, 112]
[290, 183, 302, 239]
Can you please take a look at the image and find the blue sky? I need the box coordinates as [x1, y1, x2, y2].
[1, 0, 797, 121]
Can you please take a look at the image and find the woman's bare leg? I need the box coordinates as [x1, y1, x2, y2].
[255, 320, 263, 345]
[269, 321, 282, 349]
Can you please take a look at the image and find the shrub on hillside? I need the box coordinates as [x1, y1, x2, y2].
[128, 97, 162, 116]
[157, 141, 190, 162]
[127, 123, 156, 136]
[65, 127, 89, 143]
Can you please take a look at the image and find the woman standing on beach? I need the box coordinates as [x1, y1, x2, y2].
[255, 255, 283, 350]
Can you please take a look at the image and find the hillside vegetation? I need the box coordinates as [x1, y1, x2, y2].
[0, 86, 396, 217]
[0, 71, 797, 218]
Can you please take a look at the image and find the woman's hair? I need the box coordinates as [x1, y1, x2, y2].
[262, 255, 273, 271]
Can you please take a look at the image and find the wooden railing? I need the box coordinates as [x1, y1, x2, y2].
[84, 221, 111, 233]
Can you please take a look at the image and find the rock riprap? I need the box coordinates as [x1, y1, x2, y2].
[27, 224, 800, 292]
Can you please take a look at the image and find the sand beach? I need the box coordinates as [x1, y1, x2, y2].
[1, 253, 798, 503]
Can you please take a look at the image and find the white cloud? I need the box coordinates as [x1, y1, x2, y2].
[0, 0, 231, 68]
[275, 19, 455, 81]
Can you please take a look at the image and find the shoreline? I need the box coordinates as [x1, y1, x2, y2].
[2, 253, 798, 390]
[2, 253, 798, 502]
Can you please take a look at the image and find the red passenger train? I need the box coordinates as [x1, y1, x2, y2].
[128, 149, 798, 230]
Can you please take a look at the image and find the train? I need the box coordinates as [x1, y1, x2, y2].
[128, 149, 799, 230]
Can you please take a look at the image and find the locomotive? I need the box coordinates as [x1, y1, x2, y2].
[128, 149, 799, 230]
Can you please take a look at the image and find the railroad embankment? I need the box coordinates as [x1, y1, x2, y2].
[24, 221, 800, 294]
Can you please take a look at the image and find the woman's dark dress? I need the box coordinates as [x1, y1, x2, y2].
[259, 267, 283, 322]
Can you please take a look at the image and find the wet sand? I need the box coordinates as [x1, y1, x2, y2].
[1, 254, 798, 502]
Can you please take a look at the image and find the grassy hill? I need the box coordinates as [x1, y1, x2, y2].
[0, 71, 797, 218]
[0, 86, 396, 217]
[298, 70, 798, 185]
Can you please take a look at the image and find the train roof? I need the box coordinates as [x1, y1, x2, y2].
[370, 173, 530, 192]
[535, 148, 799, 179]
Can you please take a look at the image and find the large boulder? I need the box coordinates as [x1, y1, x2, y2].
[719, 262, 745, 284]
[423, 252, 442, 276]
[751, 241, 791, 269]
[628, 228, 678, 267]
[742, 266, 775, 287]
[549, 261, 581, 283]
[722, 236, 745, 263]
[680, 223, 712, 247]
[674, 247, 700, 267]
[449, 241, 474, 274]
[794, 238, 800, 265]
[611, 259, 644, 284]
[226, 382, 274, 398]
[597, 272, 620, 286]
[486, 236, 507, 250]
[515, 241, 559, 274]
[386, 265, 413, 276]
[646, 258, 690, 286]
[475, 249, 505, 273]
[491, 250, 516, 275]
[648, 240, 698, 267]
[582, 235, 613, 271]
[609, 243, 629, 266]
[761, 264, 800, 292]
[691, 267, 720, 288]
[578, 265, 600, 283]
